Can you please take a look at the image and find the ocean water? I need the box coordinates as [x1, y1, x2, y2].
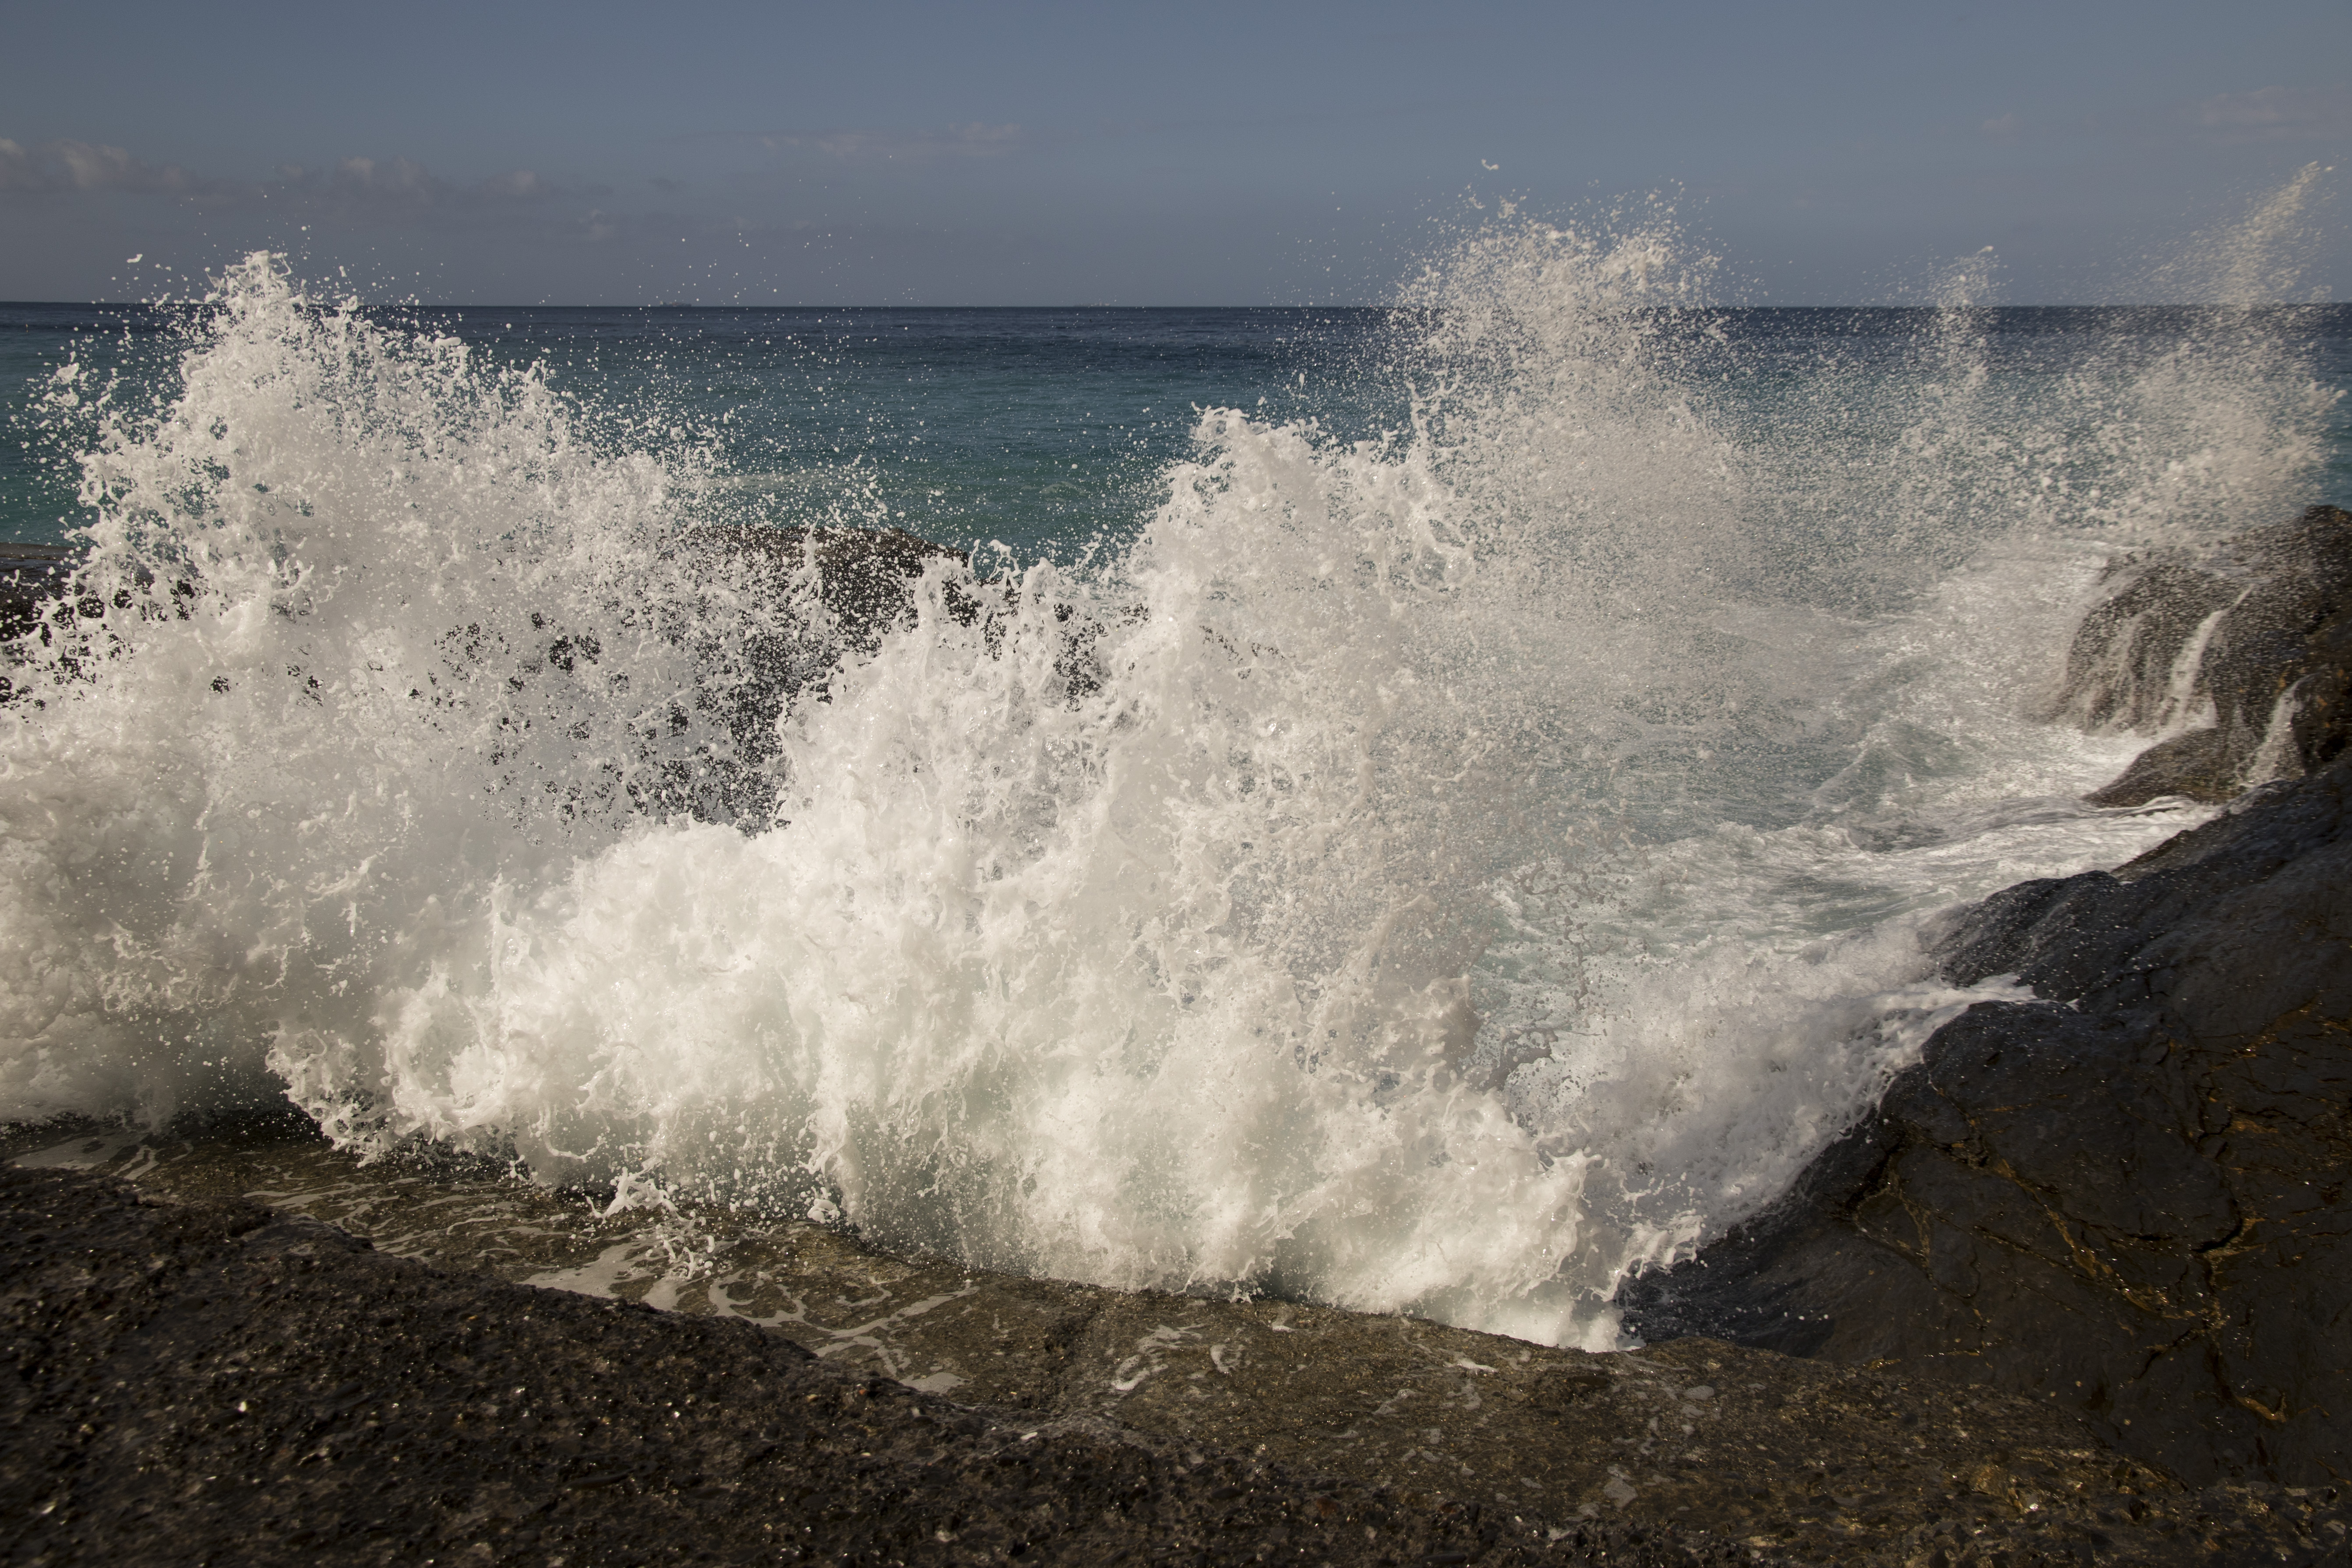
[4, 204, 2348, 1350]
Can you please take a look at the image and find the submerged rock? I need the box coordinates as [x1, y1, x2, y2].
[680, 523, 968, 657]
[1619, 750, 2352, 1488]
[2047, 504, 2352, 806]
[0, 541, 80, 642]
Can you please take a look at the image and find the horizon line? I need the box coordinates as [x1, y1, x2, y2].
[5, 299, 2344, 313]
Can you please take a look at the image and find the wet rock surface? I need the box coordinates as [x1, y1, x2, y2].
[0, 543, 80, 643]
[2044, 504, 2352, 807]
[3, 1162, 1753, 1568]
[1619, 749, 2352, 1492]
[679, 525, 967, 658]
[13, 1131, 2352, 1564]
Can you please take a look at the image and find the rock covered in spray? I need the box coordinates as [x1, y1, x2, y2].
[2043, 504, 2352, 806]
[1617, 747, 2352, 1488]
[0, 541, 81, 643]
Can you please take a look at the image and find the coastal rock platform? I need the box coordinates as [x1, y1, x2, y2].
[9, 1133, 2349, 1565]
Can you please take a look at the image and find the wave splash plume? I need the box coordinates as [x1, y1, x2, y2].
[2, 190, 2335, 1346]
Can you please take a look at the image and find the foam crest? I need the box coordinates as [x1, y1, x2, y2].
[1, 190, 2338, 1344]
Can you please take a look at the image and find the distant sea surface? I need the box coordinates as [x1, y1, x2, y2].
[11, 301, 2345, 560]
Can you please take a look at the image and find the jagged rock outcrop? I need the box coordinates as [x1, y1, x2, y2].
[681, 524, 967, 655]
[1618, 751, 2352, 1488]
[2045, 505, 2352, 806]
[669, 524, 968, 784]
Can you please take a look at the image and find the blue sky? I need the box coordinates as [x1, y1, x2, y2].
[1, 0, 2346, 304]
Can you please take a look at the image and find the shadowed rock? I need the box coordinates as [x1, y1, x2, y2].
[681, 524, 969, 656]
[2047, 505, 2352, 807]
[1619, 751, 2352, 1489]
[17, 1121, 2352, 1563]
[6, 1161, 1779, 1568]
[0, 541, 81, 642]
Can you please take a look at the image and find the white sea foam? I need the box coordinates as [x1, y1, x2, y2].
[0, 185, 2335, 1346]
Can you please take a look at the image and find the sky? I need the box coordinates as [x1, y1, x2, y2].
[1, 0, 2347, 306]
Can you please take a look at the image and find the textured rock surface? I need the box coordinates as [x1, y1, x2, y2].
[4, 1163, 1756, 1568]
[15, 1128, 2352, 1564]
[2044, 505, 2352, 807]
[1619, 752, 2352, 1489]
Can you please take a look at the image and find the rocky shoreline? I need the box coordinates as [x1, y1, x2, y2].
[1619, 505, 2352, 1500]
[11, 1141, 2349, 1566]
[7, 509, 2352, 1563]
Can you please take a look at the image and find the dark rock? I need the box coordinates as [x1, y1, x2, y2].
[4, 1161, 1770, 1568]
[2043, 557, 2239, 733]
[23, 1135, 2352, 1565]
[2, 540, 204, 706]
[680, 524, 968, 658]
[2083, 723, 2240, 805]
[0, 541, 80, 642]
[2058, 505, 2352, 806]
[1621, 751, 2352, 1488]
[659, 525, 967, 809]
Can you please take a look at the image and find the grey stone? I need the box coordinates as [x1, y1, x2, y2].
[18, 1123, 2352, 1563]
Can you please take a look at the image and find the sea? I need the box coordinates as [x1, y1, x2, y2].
[4, 201, 2349, 1350]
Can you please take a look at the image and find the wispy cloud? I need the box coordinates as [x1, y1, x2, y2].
[271, 156, 575, 211]
[263, 156, 578, 212]
[752, 123, 1027, 164]
[0, 138, 584, 216]
[0, 138, 219, 196]
[2190, 86, 2352, 144]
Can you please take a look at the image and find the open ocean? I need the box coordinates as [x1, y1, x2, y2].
[5, 215, 2350, 1348]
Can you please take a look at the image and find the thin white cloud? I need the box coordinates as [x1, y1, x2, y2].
[275, 156, 565, 209]
[756, 123, 1027, 164]
[0, 137, 575, 215]
[2191, 85, 2352, 143]
[0, 138, 212, 195]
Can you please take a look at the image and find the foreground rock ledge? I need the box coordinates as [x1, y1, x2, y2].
[8, 1161, 2350, 1565]
[1620, 750, 2352, 1494]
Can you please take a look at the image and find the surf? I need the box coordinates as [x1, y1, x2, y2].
[1, 182, 2338, 1347]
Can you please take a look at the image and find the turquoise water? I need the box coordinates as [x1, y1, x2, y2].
[4, 304, 1407, 556]
[14, 303, 2345, 574]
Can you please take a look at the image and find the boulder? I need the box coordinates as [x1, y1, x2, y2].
[667, 525, 969, 788]
[679, 523, 968, 656]
[2049, 505, 2352, 806]
[1619, 751, 2352, 1487]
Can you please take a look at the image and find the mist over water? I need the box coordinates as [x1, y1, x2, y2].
[4, 187, 2345, 1346]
